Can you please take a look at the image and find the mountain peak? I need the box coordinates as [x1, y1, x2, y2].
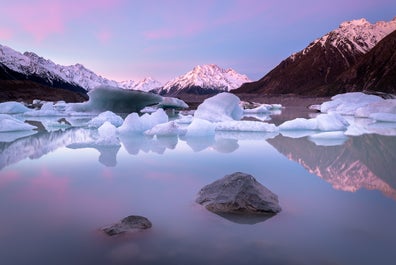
[160, 64, 251, 96]
[235, 17, 396, 96]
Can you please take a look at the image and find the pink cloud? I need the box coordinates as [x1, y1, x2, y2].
[3, 0, 124, 42]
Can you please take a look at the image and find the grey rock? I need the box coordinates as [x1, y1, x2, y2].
[101, 215, 152, 236]
[196, 172, 281, 214]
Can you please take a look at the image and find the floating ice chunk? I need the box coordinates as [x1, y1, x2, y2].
[355, 99, 396, 118]
[175, 114, 193, 124]
[243, 105, 271, 114]
[118, 109, 168, 134]
[96, 121, 120, 146]
[185, 118, 215, 137]
[88, 111, 124, 128]
[157, 97, 189, 109]
[144, 121, 184, 136]
[0, 101, 30, 114]
[0, 114, 37, 132]
[24, 102, 64, 116]
[280, 130, 317, 138]
[215, 120, 278, 133]
[320, 92, 383, 115]
[308, 131, 349, 146]
[279, 113, 349, 131]
[67, 86, 162, 114]
[278, 118, 318, 131]
[316, 113, 349, 131]
[344, 116, 396, 136]
[369, 113, 396, 122]
[242, 114, 271, 122]
[194, 92, 243, 122]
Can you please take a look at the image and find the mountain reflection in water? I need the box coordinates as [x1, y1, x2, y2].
[1, 128, 396, 201]
[268, 134, 396, 200]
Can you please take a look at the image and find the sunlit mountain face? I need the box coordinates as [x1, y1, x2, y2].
[267, 134, 396, 200]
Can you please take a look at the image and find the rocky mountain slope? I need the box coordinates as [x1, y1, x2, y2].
[235, 17, 396, 96]
[329, 29, 396, 94]
[158, 64, 251, 96]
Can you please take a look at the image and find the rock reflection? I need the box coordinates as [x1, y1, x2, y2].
[268, 134, 396, 200]
[214, 212, 275, 225]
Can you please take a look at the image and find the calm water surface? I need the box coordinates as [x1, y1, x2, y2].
[1, 128, 396, 265]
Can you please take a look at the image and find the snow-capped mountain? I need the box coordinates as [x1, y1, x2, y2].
[159, 64, 251, 96]
[295, 17, 396, 58]
[236, 17, 396, 96]
[119, 77, 163, 92]
[0, 44, 118, 91]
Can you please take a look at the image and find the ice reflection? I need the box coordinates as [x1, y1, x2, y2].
[267, 134, 396, 200]
[0, 128, 94, 170]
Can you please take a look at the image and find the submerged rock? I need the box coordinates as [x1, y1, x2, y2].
[101, 215, 152, 236]
[196, 172, 281, 215]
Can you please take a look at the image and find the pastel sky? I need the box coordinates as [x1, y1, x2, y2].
[0, 0, 395, 83]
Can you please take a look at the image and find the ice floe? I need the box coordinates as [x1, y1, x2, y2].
[320, 92, 384, 115]
[279, 113, 349, 131]
[194, 92, 243, 122]
[0, 114, 37, 132]
[215, 120, 278, 133]
[355, 99, 396, 118]
[144, 121, 184, 137]
[96, 121, 120, 146]
[88, 111, 124, 128]
[0, 101, 30, 114]
[185, 118, 216, 137]
[117, 108, 168, 134]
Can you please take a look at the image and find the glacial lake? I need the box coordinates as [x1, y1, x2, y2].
[1, 125, 396, 264]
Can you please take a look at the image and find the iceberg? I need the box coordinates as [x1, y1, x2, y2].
[279, 113, 349, 131]
[215, 120, 278, 133]
[185, 118, 216, 137]
[24, 102, 65, 117]
[96, 121, 120, 146]
[0, 114, 37, 132]
[88, 111, 124, 128]
[355, 99, 396, 118]
[157, 97, 189, 109]
[67, 86, 163, 114]
[243, 103, 282, 114]
[369, 113, 396, 123]
[278, 118, 318, 131]
[319, 92, 384, 115]
[194, 92, 243, 122]
[117, 108, 168, 134]
[144, 121, 184, 137]
[0, 101, 30, 114]
[316, 113, 349, 131]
